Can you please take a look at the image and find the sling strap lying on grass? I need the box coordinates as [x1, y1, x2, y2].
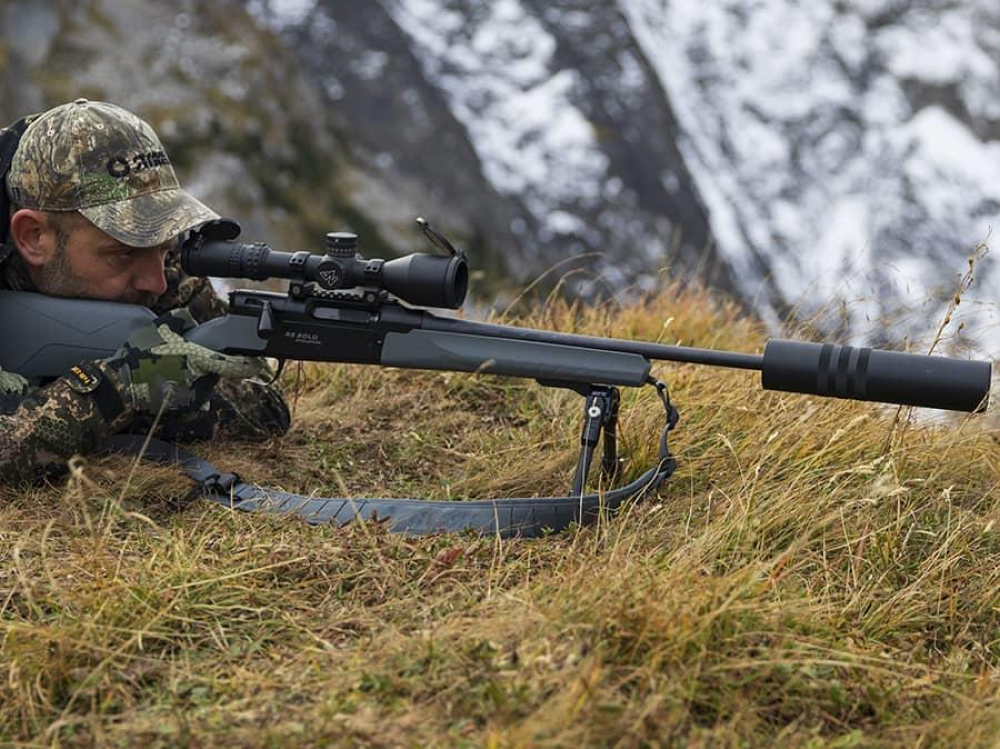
[99, 381, 679, 538]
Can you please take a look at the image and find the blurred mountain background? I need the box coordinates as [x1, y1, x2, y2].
[2, 0, 998, 353]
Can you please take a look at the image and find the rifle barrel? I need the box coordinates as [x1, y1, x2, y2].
[416, 316, 765, 370]
[415, 314, 991, 413]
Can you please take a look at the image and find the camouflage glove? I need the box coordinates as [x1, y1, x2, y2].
[103, 309, 265, 417]
[0, 367, 29, 396]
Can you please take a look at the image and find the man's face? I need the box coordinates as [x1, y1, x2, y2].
[33, 214, 172, 306]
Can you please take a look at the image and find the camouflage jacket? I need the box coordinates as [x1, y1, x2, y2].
[0, 248, 291, 484]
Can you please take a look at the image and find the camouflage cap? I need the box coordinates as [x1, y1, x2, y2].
[5, 99, 218, 248]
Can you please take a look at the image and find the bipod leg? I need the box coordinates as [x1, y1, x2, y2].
[601, 387, 621, 482]
[570, 385, 620, 496]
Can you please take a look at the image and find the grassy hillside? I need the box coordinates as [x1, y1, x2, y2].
[1, 283, 997, 748]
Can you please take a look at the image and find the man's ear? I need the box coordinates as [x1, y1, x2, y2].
[8, 208, 56, 268]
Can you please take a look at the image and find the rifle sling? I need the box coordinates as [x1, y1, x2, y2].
[99, 426, 677, 538]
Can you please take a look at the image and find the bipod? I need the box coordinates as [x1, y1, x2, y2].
[569, 385, 621, 496]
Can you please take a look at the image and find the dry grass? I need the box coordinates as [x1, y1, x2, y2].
[1, 281, 998, 748]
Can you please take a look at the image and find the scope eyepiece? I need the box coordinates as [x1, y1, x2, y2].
[181, 219, 469, 309]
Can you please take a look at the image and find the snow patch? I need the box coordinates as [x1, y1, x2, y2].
[619, 0, 1000, 348]
[248, 0, 317, 29]
[386, 0, 608, 236]
[901, 107, 1000, 209]
[877, 9, 996, 86]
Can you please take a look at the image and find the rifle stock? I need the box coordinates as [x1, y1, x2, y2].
[0, 291, 155, 377]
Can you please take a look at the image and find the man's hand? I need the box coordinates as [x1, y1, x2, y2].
[103, 309, 265, 416]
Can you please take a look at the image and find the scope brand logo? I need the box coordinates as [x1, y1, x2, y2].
[319, 269, 340, 286]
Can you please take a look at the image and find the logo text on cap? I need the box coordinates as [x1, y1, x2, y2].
[106, 151, 170, 179]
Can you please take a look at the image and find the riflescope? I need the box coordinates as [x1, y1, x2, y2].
[181, 219, 468, 309]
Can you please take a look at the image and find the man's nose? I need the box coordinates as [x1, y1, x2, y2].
[132, 248, 169, 297]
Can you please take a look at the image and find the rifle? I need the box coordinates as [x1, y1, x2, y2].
[0, 219, 992, 536]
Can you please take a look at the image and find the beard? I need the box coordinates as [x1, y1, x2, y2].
[34, 247, 157, 307]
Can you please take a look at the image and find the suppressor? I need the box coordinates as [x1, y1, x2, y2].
[762, 339, 992, 413]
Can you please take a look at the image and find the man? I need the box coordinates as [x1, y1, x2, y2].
[0, 99, 290, 484]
